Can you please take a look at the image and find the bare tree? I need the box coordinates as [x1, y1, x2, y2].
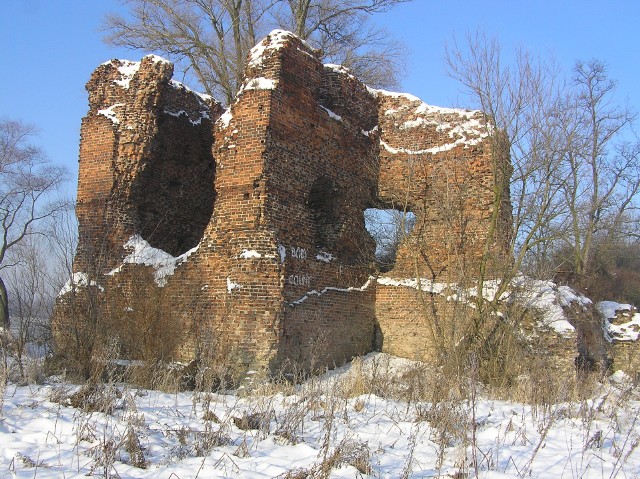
[0, 119, 67, 328]
[445, 35, 640, 284]
[365, 207, 415, 271]
[102, 0, 410, 103]
[6, 235, 54, 379]
[444, 33, 570, 295]
[103, 0, 267, 104]
[276, 0, 409, 87]
[558, 60, 640, 277]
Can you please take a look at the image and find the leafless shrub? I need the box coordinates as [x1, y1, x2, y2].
[66, 383, 122, 415]
[276, 436, 372, 479]
[338, 439, 372, 475]
[16, 452, 49, 469]
[276, 468, 309, 479]
[193, 423, 234, 457]
[233, 411, 271, 432]
[124, 425, 148, 469]
[86, 435, 119, 478]
[50, 339, 123, 414]
[124, 361, 183, 393]
[273, 390, 318, 445]
[418, 401, 468, 448]
[120, 391, 148, 469]
[202, 409, 220, 422]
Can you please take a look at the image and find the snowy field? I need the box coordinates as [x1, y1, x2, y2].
[1, 353, 639, 479]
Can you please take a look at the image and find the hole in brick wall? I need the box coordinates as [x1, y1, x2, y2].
[365, 208, 416, 272]
[307, 176, 340, 249]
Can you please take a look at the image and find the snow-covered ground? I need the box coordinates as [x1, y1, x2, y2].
[1, 354, 638, 478]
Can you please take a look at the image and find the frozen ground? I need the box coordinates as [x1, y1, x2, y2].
[1, 354, 639, 479]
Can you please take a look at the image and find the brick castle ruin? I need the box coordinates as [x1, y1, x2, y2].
[53, 30, 531, 372]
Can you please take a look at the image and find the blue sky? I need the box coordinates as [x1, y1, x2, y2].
[2, 1, 639, 197]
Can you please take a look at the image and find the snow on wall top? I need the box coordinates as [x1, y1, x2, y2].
[164, 80, 213, 126]
[216, 30, 307, 130]
[104, 54, 171, 89]
[59, 272, 104, 297]
[324, 63, 356, 78]
[515, 278, 590, 336]
[374, 88, 491, 155]
[247, 29, 316, 69]
[96, 56, 215, 127]
[169, 79, 213, 104]
[97, 103, 124, 125]
[378, 275, 590, 337]
[598, 301, 640, 342]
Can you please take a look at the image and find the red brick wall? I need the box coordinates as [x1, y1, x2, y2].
[74, 56, 222, 273]
[371, 92, 513, 360]
[55, 31, 512, 373]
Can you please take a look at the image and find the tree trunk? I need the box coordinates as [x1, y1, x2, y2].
[0, 276, 9, 329]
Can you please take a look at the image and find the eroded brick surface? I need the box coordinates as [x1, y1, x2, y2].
[54, 31, 514, 373]
[75, 55, 222, 273]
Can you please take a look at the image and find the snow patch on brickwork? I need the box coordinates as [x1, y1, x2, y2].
[240, 77, 278, 93]
[163, 107, 211, 126]
[144, 54, 171, 65]
[513, 278, 588, 336]
[227, 277, 241, 292]
[324, 63, 356, 79]
[600, 301, 633, 318]
[598, 301, 640, 342]
[374, 89, 477, 117]
[169, 79, 213, 103]
[380, 137, 484, 156]
[316, 251, 334, 263]
[217, 108, 233, 129]
[361, 125, 379, 137]
[166, 80, 215, 124]
[248, 29, 314, 68]
[239, 250, 262, 259]
[377, 276, 449, 294]
[373, 88, 491, 153]
[379, 275, 588, 337]
[58, 272, 104, 296]
[111, 60, 140, 88]
[320, 106, 342, 122]
[107, 235, 199, 287]
[278, 245, 287, 263]
[289, 277, 375, 305]
[97, 103, 125, 124]
[400, 117, 439, 129]
[107, 55, 170, 89]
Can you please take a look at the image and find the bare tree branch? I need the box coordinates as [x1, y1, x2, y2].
[0, 119, 67, 327]
[445, 34, 640, 285]
[102, 0, 410, 103]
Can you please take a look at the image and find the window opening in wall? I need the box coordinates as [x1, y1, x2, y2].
[364, 208, 416, 272]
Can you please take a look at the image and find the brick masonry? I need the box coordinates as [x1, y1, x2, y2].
[54, 30, 519, 373]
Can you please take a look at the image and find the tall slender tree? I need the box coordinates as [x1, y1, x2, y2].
[445, 33, 640, 282]
[0, 119, 67, 328]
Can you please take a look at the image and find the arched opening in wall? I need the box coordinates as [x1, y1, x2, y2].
[365, 208, 416, 272]
[307, 176, 340, 249]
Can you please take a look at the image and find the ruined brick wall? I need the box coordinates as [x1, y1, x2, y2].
[270, 52, 380, 369]
[603, 306, 640, 379]
[374, 91, 512, 279]
[75, 56, 222, 273]
[372, 91, 513, 360]
[55, 30, 515, 374]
